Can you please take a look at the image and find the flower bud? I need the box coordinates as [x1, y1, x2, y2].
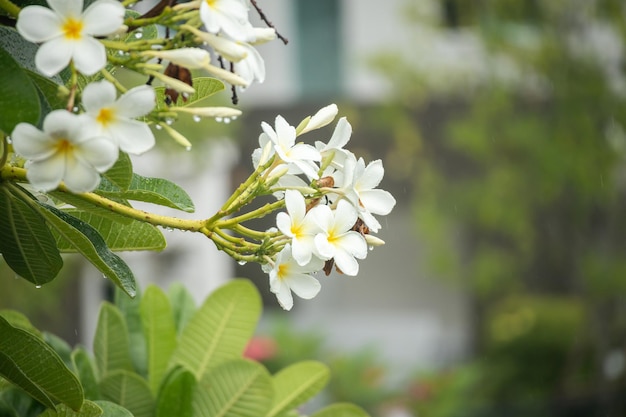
[298, 104, 339, 135]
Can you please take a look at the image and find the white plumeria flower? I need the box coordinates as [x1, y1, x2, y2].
[311, 199, 367, 276]
[338, 155, 397, 233]
[259, 115, 321, 180]
[11, 110, 118, 193]
[233, 43, 266, 90]
[199, 0, 253, 41]
[276, 190, 321, 266]
[266, 244, 323, 311]
[81, 80, 156, 155]
[16, 0, 125, 76]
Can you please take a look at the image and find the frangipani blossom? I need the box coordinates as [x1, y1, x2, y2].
[259, 116, 321, 180]
[276, 190, 320, 265]
[199, 0, 253, 41]
[81, 80, 156, 155]
[316, 117, 353, 169]
[16, 0, 125, 76]
[266, 244, 323, 311]
[311, 199, 368, 276]
[301, 104, 339, 135]
[233, 43, 266, 90]
[338, 155, 397, 233]
[11, 110, 118, 193]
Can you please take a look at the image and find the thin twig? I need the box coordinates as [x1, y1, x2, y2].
[249, 0, 289, 44]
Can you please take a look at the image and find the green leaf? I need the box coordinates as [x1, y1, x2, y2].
[99, 371, 154, 417]
[154, 367, 195, 417]
[0, 46, 40, 133]
[0, 385, 45, 417]
[38, 400, 102, 417]
[100, 152, 133, 192]
[92, 401, 134, 417]
[113, 287, 147, 379]
[43, 332, 73, 368]
[140, 285, 178, 395]
[54, 209, 166, 252]
[268, 361, 330, 417]
[0, 310, 42, 337]
[35, 203, 136, 297]
[155, 77, 225, 110]
[0, 185, 63, 286]
[26, 70, 68, 111]
[308, 403, 371, 417]
[71, 348, 100, 401]
[93, 303, 134, 378]
[192, 359, 273, 417]
[0, 316, 84, 411]
[168, 284, 197, 335]
[99, 174, 195, 213]
[171, 280, 262, 378]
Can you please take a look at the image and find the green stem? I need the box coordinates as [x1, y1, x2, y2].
[217, 199, 285, 229]
[0, 135, 8, 171]
[0, 0, 19, 18]
[100, 68, 128, 93]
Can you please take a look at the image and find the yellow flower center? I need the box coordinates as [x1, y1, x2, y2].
[205, 0, 218, 7]
[290, 224, 303, 238]
[97, 108, 115, 126]
[277, 264, 289, 280]
[56, 139, 73, 154]
[62, 17, 84, 40]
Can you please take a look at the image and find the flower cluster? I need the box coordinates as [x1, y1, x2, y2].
[256, 105, 396, 310]
[10, 0, 277, 193]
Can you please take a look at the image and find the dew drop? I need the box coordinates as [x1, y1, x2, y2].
[118, 50, 124, 56]
[368, 245, 374, 251]
[5, 136, 11, 144]
[223, 117, 231, 124]
[231, 116, 238, 121]
[134, 30, 143, 39]
[182, 92, 190, 99]
[72, 106, 79, 112]
[215, 117, 223, 123]
[102, 274, 108, 279]
[193, 115, 202, 122]
[155, 124, 163, 130]
[35, 285, 42, 289]
[185, 146, 192, 151]
[237, 260, 247, 265]
[165, 118, 174, 125]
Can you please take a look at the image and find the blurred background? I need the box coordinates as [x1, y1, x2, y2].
[3, 0, 626, 416]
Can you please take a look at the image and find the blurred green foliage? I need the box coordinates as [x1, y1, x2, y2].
[364, 0, 626, 415]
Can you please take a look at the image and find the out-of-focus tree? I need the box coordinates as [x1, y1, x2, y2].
[368, 0, 626, 414]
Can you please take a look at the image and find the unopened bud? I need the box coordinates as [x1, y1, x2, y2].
[364, 234, 385, 247]
[298, 104, 338, 135]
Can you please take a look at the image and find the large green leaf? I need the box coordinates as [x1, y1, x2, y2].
[35, 203, 136, 297]
[92, 401, 133, 417]
[308, 403, 371, 417]
[0, 185, 63, 286]
[113, 287, 147, 379]
[99, 371, 154, 417]
[192, 359, 273, 417]
[93, 303, 134, 378]
[168, 283, 197, 335]
[170, 280, 262, 378]
[0, 46, 40, 133]
[71, 348, 100, 401]
[100, 153, 133, 192]
[0, 310, 42, 337]
[54, 209, 166, 252]
[155, 77, 225, 110]
[140, 285, 178, 395]
[0, 385, 46, 417]
[0, 316, 84, 411]
[154, 367, 195, 417]
[26, 70, 67, 112]
[267, 361, 330, 417]
[98, 174, 195, 212]
[38, 400, 102, 417]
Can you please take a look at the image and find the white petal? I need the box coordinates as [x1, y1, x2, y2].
[337, 232, 367, 259]
[75, 137, 118, 172]
[273, 282, 293, 311]
[333, 249, 359, 276]
[35, 38, 73, 76]
[82, 80, 116, 113]
[313, 233, 334, 260]
[276, 212, 293, 237]
[287, 273, 321, 300]
[333, 200, 358, 232]
[309, 205, 333, 232]
[11, 123, 56, 160]
[199, 2, 219, 33]
[326, 117, 351, 149]
[114, 85, 156, 118]
[108, 119, 155, 154]
[284, 190, 305, 221]
[47, 0, 83, 17]
[26, 153, 66, 191]
[359, 189, 396, 215]
[82, 0, 124, 36]
[292, 237, 314, 266]
[357, 159, 385, 190]
[43, 110, 81, 137]
[359, 210, 382, 233]
[63, 156, 101, 192]
[72, 37, 106, 75]
[274, 116, 296, 147]
[16, 6, 63, 43]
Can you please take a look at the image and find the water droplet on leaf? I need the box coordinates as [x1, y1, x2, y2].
[193, 115, 202, 122]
